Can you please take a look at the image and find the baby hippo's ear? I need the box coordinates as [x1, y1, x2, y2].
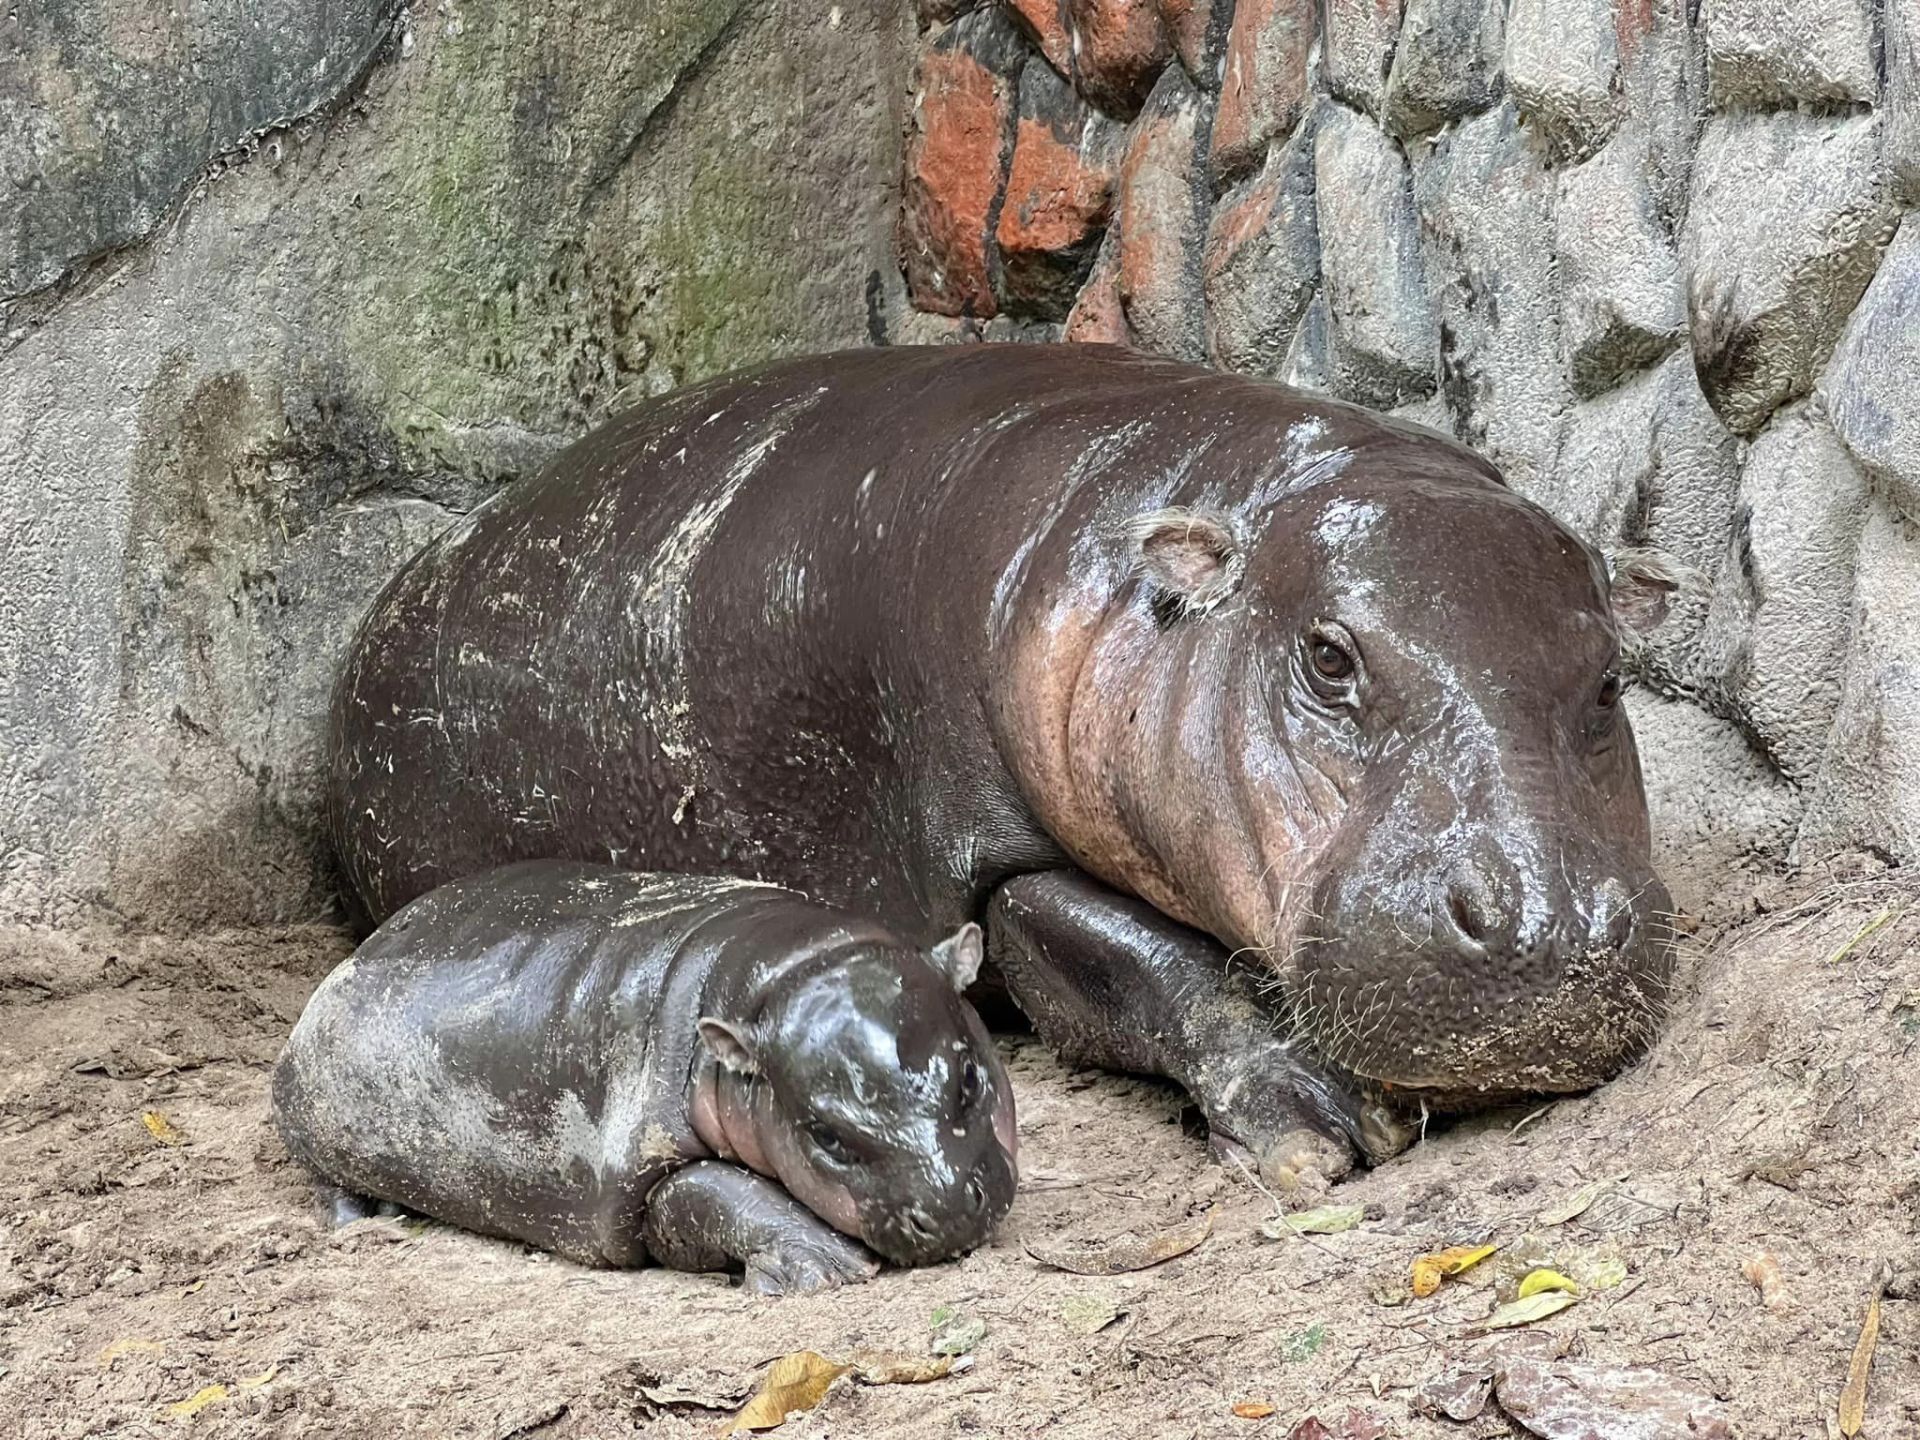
[697, 1017, 761, 1075]
[1606, 547, 1688, 638]
[1127, 507, 1245, 619]
[929, 922, 985, 992]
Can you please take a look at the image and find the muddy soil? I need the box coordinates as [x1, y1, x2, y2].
[3, 870, 1917, 1439]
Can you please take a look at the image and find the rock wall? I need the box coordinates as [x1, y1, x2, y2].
[1, 0, 912, 928]
[890, 0, 1920, 903]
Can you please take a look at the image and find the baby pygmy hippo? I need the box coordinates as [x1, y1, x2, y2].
[272, 862, 1018, 1294]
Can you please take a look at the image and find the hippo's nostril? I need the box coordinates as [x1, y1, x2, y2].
[905, 1208, 936, 1241]
[1594, 878, 1637, 949]
[965, 1177, 986, 1213]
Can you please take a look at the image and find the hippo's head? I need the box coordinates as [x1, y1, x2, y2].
[1006, 427, 1679, 1108]
[697, 924, 1018, 1267]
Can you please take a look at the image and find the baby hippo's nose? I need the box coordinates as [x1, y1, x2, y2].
[904, 1207, 937, 1243]
[870, 1154, 1016, 1268]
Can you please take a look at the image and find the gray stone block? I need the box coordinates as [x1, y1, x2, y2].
[1503, 0, 1619, 163]
[1280, 288, 1332, 391]
[1204, 118, 1318, 376]
[1699, 0, 1877, 111]
[2, 0, 401, 300]
[1823, 219, 1920, 528]
[1891, 0, 1920, 205]
[1323, 0, 1404, 121]
[1548, 352, 1738, 684]
[1800, 500, 1920, 863]
[1697, 406, 1872, 783]
[1413, 102, 1561, 492]
[1314, 104, 1435, 408]
[1381, 0, 1502, 140]
[1683, 111, 1897, 437]
[1116, 64, 1210, 363]
[1556, 126, 1684, 399]
[1629, 690, 1802, 912]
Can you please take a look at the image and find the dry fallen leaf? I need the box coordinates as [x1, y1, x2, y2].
[723, 1352, 850, 1435]
[1481, 1291, 1580, 1331]
[165, 1384, 229, 1420]
[1412, 1243, 1499, 1298]
[1517, 1269, 1579, 1299]
[235, 1366, 278, 1393]
[180, 1279, 206, 1297]
[142, 1110, 183, 1147]
[1825, 906, 1897, 966]
[846, 1351, 954, 1385]
[1261, 1204, 1364, 1239]
[1059, 1293, 1123, 1336]
[1741, 1251, 1787, 1311]
[1232, 1400, 1276, 1419]
[98, 1338, 165, 1368]
[1026, 1212, 1213, 1275]
[1418, 1362, 1494, 1422]
[1288, 1410, 1388, 1440]
[929, 1305, 987, 1356]
[1536, 1175, 1628, 1226]
[1493, 1350, 1732, 1440]
[1838, 1272, 1886, 1438]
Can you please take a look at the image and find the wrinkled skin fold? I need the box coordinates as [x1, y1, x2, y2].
[330, 345, 1677, 1168]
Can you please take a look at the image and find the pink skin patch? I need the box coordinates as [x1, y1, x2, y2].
[689, 1064, 864, 1240]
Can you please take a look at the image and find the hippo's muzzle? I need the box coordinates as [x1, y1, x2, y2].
[861, 1151, 1017, 1267]
[1296, 823, 1676, 1106]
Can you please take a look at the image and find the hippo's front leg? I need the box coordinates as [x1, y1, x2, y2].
[986, 871, 1415, 1184]
[641, 1161, 881, 1296]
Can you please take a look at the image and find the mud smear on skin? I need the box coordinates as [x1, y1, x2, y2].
[3, 867, 1914, 1436]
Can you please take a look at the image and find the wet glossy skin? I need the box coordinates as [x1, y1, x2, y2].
[330, 344, 1675, 1162]
[271, 863, 1015, 1288]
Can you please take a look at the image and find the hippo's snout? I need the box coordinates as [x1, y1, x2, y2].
[1298, 832, 1676, 1103]
[865, 1151, 1016, 1267]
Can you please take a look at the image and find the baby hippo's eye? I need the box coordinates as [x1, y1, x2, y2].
[958, 1057, 984, 1109]
[807, 1121, 855, 1165]
[1596, 671, 1623, 709]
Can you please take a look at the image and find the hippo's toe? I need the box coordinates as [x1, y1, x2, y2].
[743, 1232, 882, 1297]
[1212, 1127, 1356, 1196]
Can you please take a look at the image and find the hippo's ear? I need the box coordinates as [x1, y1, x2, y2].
[1127, 507, 1246, 619]
[1606, 547, 1685, 637]
[697, 1017, 761, 1075]
[929, 923, 985, 993]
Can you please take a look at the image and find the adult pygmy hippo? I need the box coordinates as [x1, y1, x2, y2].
[331, 344, 1679, 1178]
[272, 862, 1017, 1293]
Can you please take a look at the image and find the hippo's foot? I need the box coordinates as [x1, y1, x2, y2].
[642, 1161, 881, 1297]
[316, 1182, 399, 1227]
[988, 871, 1419, 1181]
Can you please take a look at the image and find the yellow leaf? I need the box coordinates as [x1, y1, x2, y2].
[1582, 1257, 1628, 1291]
[723, 1351, 850, 1434]
[1839, 1290, 1882, 1437]
[1411, 1243, 1498, 1298]
[1826, 907, 1897, 966]
[165, 1384, 229, 1420]
[235, 1365, 279, 1393]
[1482, 1291, 1579, 1330]
[181, 1278, 206, 1297]
[1517, 1269, 1580, 1299]
[142, 1110, 183, 1147]
[1232, 1401, 1276, 1419]
[98, 1338, 165, 1368]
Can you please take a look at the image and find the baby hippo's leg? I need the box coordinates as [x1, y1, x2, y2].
[987, 871, 1417, 1185]
[642, 1162, 880, 1296]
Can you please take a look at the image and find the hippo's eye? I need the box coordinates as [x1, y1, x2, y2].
[806, 1122, 856, 1165]
[1596, 671, 1624, 710]
[1302, 624, 1360, 699]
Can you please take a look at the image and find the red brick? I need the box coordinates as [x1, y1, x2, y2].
[1209, 0, 1314, 181]
[1615, 0, 1655, 64]
[1152, 0, 1213, 80]
[899, 16, 1025, 318]
[1065, 234, 1130, 342]
[995, 59, 1125, 317]
[1116, 65, 1207, 359]
[1005, 0, 1076, 74]
[1067, 0, 1174, 118]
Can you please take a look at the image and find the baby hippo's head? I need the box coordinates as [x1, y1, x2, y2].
[698, 924, 1017, 1268]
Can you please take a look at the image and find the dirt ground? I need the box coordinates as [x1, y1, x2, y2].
[4, 865, 1918, 1440]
